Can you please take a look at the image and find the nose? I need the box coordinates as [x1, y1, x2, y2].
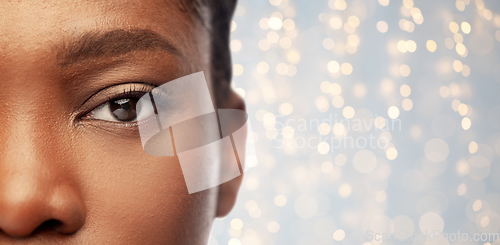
[0, 181, 86, 237]
[0, 124, 86, 237]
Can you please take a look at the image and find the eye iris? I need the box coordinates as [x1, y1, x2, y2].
[109, 98, 138, 122]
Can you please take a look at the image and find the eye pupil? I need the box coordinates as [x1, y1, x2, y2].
[110, 98, 138, 122]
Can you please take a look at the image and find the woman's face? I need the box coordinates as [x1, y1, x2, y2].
[0, 0, 238, 244]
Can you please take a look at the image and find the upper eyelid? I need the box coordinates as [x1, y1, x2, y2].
[81, 82, 157, 107]
[79, 83, 157, 119]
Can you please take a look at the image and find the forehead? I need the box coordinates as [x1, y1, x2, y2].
[0, 0, 198, 54]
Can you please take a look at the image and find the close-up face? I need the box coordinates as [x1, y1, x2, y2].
[0, 0, 242, 244]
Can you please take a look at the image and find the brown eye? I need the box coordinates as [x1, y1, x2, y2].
[109, 98, 139, 122]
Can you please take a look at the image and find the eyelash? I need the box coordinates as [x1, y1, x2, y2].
[81, 83, 156, 124]
[104, 84, 153, 102]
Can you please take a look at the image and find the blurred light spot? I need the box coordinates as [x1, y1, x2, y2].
[462, 65, 470, 77]
[400, 84, 411, 97]
[249, 207, 261, 218]
[234, 5, 245, 16]
[274, 195, 287, 207]
[469, 32, 494, 56]
[333, 229, 346, 241]
[426, 40, 437, 52]
[282, 126, 294, 139]
[257, 62, 269, 74]
[335, 154, 347, 166]
[279, 103, 293, 116]
[330, 83, 342, 95]
[344, 22, 356, 34]
[458, 103, 468, 116]
[348, 16, 360, 27]
[341, 63, 353, 75]
[456, 160, 469, 176]
[469, 141, 478, 154]
[339, 184, 352, 197]
[406, 40, 417, 52]
[378, 0, 390, 6]
[473, 199, 483, 211]
[318, 142, 330, 154]
[230, 39, 242, 52]
[233, 64, 244, 76]
[267, 31, 280, 43]
[319, 123, 331, 135]
[321, 161, 334, 173]
[402, 99, 413, 111]
[419, 212, 444, 233]
[377, 21, 389, 33]
[294, 195, 318, 218]
[267, 221, 280, 233]
[320, 81, 331, 93]
[452, 99, 461, 111]
[380, 79, 395, 95]
[480, 216, 490, 227]
[234, 88, 246, 98]
[388, 106, 400, 119]
[330, 0, 347, 10]
[259, 18, 269, 30]
[268, 17, 283, 30]
[283, 19, 295, 30]
[332, 123, 346, 136]
[376, 191, 387, 203]
[287, 50, 301, 64]
[454, 33, 464, 43]
[381, 131, 392, 142]
[374, 116, 387, 129]
[453, 60, 463, 72]
[457, 183, 467, 195]
[328, 61, 340, 73]
[332, 96, 345, 108]
[456, 0, 465, 11]
[231, 21, 237, 32]
[228, 238, 241, 245]
[258, 39, 271, 51]
[449, 22, 459, 33]
[343, 106, 355, 119]
[439, 86, 450, 98]
[279, 37, 292, 49]
[323, 38, 335, 50]
[386, 147, 398, 160]
[403, 0, 414, 9]
[269, 0, 282, 6]
[398, 40, 407, 53]
[245, 177, 259, 190]
[231, 218, 244, 230]
[462, 117, 471, 130]
[400, 64, 411, 77]
[329, 16, 343, 29]
[315, 96, 330, 112]
[256, 110, 267, 122]
[353, 150, 377, 173]
[276, 63, 288, 75]
[425, 138, 450, 162]
[353, 83, 367, 98]
[456, 43, 466, 56]
[410, 125, 422, 138]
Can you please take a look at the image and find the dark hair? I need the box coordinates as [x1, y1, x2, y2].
[180, 0, 238, 107]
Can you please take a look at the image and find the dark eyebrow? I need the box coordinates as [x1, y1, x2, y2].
[56, 29, 182, 67]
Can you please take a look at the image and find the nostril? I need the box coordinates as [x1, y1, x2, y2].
[31, 219, 63, 236]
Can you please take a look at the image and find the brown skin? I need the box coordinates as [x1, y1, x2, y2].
[0, 0, 244, 244]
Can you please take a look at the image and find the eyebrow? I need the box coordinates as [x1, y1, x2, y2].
[57, 29, 182, 67]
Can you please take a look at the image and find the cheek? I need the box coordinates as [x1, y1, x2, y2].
[73, 134, 217, 244]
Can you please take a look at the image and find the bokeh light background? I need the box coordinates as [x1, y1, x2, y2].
[209, 0, 500, 244]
